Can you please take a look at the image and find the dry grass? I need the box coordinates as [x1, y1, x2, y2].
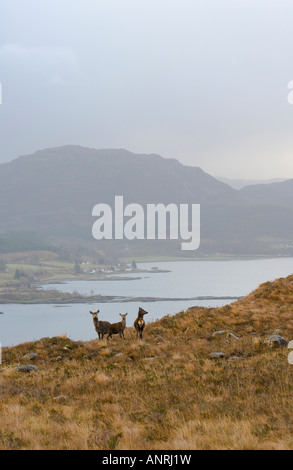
[0, 274, 293, 450]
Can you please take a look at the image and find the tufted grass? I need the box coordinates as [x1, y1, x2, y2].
[0, 274, 293, 450]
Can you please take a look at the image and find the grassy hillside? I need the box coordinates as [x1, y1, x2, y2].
[1, 274, 293, 450]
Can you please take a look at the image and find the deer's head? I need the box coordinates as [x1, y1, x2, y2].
[90, 310, 100, 320]
[138, 307, 148, 317]
[120, 313, 128, 323]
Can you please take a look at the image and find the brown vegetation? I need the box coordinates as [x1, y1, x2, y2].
[0, 275, 293, 450]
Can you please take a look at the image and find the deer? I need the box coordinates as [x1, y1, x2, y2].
[108, 313, 128, 340]
[90, 310, 111, 339]
[134, 307, 148, 340]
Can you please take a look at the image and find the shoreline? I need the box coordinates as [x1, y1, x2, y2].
[38, 268, 171, 286]
[0, 255, 291, 304]
[0, 294, 241, 305]
[122, 254, 293, 263]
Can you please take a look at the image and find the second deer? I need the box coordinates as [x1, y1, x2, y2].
[108, 313, 128, 340]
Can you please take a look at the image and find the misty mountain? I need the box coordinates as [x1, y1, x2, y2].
[0, 145, 239, 236]
[0, 146, 293, 256]
[216, 176, 286, 190]
[240, 179, 293, 208]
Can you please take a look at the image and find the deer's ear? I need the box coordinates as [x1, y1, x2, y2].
[125, 313, 128, 316]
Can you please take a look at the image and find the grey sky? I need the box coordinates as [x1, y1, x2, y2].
[0, 0, 293, 178]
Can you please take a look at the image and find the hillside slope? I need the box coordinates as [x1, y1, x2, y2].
[1, 274, 293, 450]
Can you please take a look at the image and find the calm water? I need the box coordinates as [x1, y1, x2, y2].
[0, 258, 292, 347]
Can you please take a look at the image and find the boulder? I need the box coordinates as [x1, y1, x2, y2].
[227, 332, 239, 340]
[23, 352, 38, 361]
[267, 335, 288, 348]
[288, 351, 293, 365]
[53, 395, 67, 403]
[210, 352, 225, 359]
[15, 365, 38, 373]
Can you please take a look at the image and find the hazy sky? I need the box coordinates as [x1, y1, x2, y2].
[1, 0, 293, 178]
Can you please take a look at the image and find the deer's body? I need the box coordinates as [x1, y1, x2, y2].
[108, 313, 128, 339]
[134, 307, 148, 339]
[90, 310, 111, 339]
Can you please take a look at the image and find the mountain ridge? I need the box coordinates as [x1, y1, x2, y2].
[1, 145, 293, 256]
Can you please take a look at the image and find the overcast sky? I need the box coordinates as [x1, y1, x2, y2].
[1, 0, 293, 178]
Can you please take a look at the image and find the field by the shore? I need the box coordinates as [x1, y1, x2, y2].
[0, 274, 293, 450]
[0, 250, 170, 304]
[0, 250, 278, 304]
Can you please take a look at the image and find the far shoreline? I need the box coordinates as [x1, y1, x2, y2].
[122, 254, 293, 263]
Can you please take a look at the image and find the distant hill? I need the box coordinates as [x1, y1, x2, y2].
[0, 145, 293, 256]
[240, 178, 293, 208]
[216, 176, 286, 190]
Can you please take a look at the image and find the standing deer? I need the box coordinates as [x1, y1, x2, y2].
[108, 313, 128, 340]
[90, 310, 111, 339]
[134, 307, 148, 340]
